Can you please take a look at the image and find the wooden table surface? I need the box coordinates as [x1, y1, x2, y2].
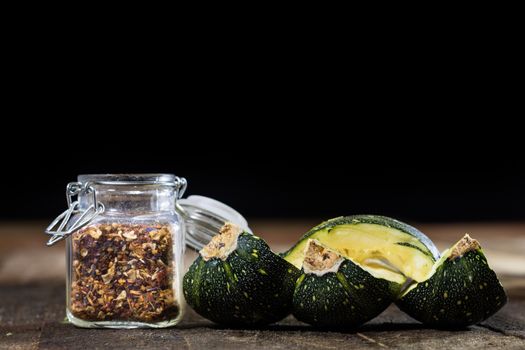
[1, 221, 524, 349]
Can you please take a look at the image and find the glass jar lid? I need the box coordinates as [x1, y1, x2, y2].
[178, 195, 251, 250]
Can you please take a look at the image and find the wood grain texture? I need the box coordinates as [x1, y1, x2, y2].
[0, 283, 523, 349]
[0, 222, 524, 349]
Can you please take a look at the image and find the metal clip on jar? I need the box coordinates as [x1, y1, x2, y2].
[45, 174, 250, 328]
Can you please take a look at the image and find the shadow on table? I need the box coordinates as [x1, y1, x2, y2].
[181, 322, 465, 333]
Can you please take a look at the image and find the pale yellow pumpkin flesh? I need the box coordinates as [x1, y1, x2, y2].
[284, 223, 436, 285]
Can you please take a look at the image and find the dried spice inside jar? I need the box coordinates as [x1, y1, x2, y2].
[70, 223, 179, 322]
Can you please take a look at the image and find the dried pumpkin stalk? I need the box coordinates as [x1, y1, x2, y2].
[70, 223, 179, 322]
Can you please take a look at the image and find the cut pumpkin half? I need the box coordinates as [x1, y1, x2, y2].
[283, 215, 439, 287]
[292, 239, 396, 327]
[183, 223, 301, 326]
[396, 234, 507, 327]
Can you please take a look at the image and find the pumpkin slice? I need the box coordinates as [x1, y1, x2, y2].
[396, 234, 507, 327]
[183, 223, 301, 325]
[292, 239, 396, 327]
[283, 215, 439, 288]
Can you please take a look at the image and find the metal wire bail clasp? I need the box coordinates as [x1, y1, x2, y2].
[45, 182, 105, 246]
[174, 176, 187, 199]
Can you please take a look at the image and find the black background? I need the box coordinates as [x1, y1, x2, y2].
[1, 146, 523, 222]
[2, 25, 523, 224]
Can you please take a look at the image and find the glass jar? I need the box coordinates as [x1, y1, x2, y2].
[45, 174, 250, 329]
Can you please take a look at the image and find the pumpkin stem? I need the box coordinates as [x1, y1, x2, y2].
[303, 239, 344, 276]
[449, 234, 481, 260]
[200, 222, 243, 261]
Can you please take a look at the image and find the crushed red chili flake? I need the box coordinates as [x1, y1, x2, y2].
[70, 223, 179, 322]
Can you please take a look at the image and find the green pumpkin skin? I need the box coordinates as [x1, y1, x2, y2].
[397, 236, 507, 328]
[183, 232, 301, 326]
[293, 259, 396, 328]
[292, 240, 398, 328]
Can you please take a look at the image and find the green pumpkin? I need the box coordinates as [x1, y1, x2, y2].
[292, 239, 396, 328]
[183, 223, 301, 325]
[284, 215, 439, 289]
[397, 234, 507, 327]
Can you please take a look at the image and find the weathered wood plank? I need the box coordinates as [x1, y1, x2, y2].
[480, 300, 525, 339]
[0, 283, 524, 350]
[1, 222, 525, 349]
[0, 283, 63, 350]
